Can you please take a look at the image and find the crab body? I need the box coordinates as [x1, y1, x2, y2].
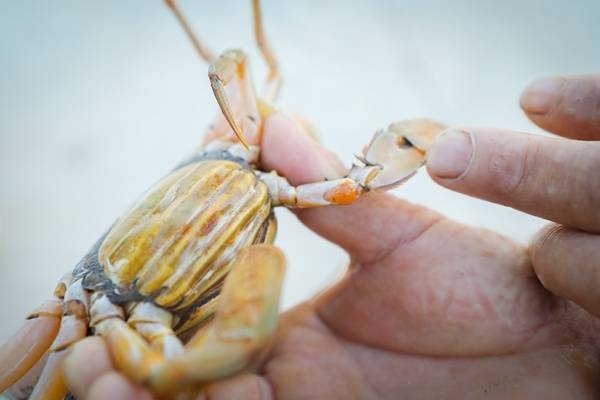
[75, 155, 276, 338]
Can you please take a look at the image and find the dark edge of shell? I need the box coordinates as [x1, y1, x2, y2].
[172, 284, 222, 332]
[175, 150, 251, 171]
[74, 233, 149, 305]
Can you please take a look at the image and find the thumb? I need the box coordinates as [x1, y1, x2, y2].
[261, 113, 442, 265]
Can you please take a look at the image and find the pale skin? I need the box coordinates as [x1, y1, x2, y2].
[63, 75, 600, 399]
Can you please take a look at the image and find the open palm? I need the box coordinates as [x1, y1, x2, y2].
[260, 200, 598, 400]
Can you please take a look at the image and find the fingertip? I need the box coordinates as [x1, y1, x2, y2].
[519, 76, 565, 116]
[520, 74, 600, 140]
[88, 372, 154, 400]
[64, 336, 113, 399]
[425, 128, 474, 181]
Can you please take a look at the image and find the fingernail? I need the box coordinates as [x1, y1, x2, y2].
[520, 76, 566, 115]
[427, 129, 473, 179]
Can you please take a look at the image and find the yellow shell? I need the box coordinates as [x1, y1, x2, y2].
[98, 160, 275, 310]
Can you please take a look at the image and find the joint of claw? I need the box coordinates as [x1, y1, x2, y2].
[53, 283, 67, 299]
[348, 164, 381, 189]
[257, 171, 297, 206]
[63, 300, 88, 319]
[208, 66, 231, 86]
[53, 272, 73, 299]
[90, 292, 125, 329]
[50, 315, 88, 352]
[356, 119, 446, 190]
[208, 50, 246, 84]
[127, 302, 173, 327]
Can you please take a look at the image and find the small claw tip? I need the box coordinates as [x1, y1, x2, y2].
[234, 129, 251, 149]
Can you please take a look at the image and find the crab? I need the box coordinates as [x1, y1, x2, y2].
[0, 1, 446, 399]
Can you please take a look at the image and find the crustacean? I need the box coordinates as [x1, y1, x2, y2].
[0, 1, 445, 398]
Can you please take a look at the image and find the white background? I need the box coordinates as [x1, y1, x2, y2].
[1, 0, 599, 341]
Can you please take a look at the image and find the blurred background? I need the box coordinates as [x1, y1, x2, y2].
[1, 0, 599, 341]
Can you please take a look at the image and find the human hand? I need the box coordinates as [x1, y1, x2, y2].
[64, 110, 599, 399]
[426, 74, 600, 324]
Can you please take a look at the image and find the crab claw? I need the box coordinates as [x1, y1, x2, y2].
[360, 119, 447, 190]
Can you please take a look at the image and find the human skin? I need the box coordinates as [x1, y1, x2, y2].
[63, 75, 600, 399]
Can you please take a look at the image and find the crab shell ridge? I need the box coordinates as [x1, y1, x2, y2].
[95, 158, 276, 326]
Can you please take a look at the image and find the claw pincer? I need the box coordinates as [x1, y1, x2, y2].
[359, 119, 447, 190]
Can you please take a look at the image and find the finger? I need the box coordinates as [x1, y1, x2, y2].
[520, 75, 600, 140]
[87, 372, 154, 400]
[261, 113, 443, 265]
[63, 337, 113, 399]
[426, 127, 600, 232]
[199, 374, 273, 400]
[530, 223, 600, 318]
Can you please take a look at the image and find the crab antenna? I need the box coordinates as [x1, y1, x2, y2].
[252, 0, 282, 103]
[164, 0, 217, 63]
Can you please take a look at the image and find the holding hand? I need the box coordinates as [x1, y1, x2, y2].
[427, 74, 600, 318]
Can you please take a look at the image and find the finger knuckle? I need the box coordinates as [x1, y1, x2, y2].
[529, 224, 567, 287]
[485, 136, 535, 197]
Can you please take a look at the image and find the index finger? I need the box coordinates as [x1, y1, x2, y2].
[426, 127, 600, 232]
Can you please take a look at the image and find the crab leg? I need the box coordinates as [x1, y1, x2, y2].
[27, 352, 70, 400]
[164, 0, 216, 63]
[164, 0, 278, 148]
[0, 272, 71, 393]
[89, 293, 159, 384]
[252, 0, 281, 103]
[127, 302, 183, 359]
[208, 50, 262, 148]
[149, 244, 285, 394]
[91, 295, 179, 385]
[91, 301, 184, 386]
[29, 279, 90, 400]
[0, 300, 62, 393]
[259, 119, 447, 207]
[2, 353, 49, 400]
